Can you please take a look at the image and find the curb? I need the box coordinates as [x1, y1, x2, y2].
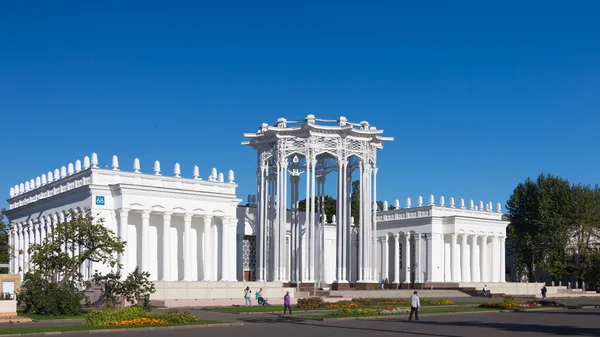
[0, 322, 244, 336]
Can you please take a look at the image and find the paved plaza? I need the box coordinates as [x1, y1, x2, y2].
[2, 297, 599, 337]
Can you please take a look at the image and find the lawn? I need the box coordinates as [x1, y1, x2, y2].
[201, 305, 326, 313]
[0, 320, 226, 335]
[17, 311, 88, 320]
[298, 307, 500, 320]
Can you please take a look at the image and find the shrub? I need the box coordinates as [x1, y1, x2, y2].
[86, 307, 200, 326]
[85, 307, 149, 326]
[18, 272, 84, 316]
[330, 307, 380, 317]
[107, 317, 167, 326]
[297, 297, 325, 309]
[153, 310, 199, 324]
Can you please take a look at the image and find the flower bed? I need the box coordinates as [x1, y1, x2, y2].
[423, 299, 454, 305]
[325, 303, 359, 309]
[379, 307, 410, 315]
[329, 307, 381, 317]
[86, 307, 199, 326]
[107, 317, 168, 326]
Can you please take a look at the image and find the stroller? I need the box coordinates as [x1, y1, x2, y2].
[259, 297, 270, 306]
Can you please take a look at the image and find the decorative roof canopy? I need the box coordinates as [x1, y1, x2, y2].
[242, 114, 394, 149]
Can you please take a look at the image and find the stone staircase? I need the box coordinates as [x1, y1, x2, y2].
[458, 286, 505, 298]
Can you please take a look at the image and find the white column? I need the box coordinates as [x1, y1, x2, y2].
[18, 224, 24, 276]
[451, 234, 459, 282]
[290, 175, 298, 283]
[340, 159, 347, 282]
[162, 212, 172, 281]
[229, 218, 238, 281]
[471, 235, 479, 282]
[404, 233, 411, 284]
[310, 158, 316, 282]
[141, 210, 150, 274]
[417, 233, 422, 283]
[119, 208, 129, 276]
[393, 233, 400, 286]
[220, 217, 229, 281]
[383, 234, 389, 281]
[16, 224, 22, 275]
[24, 223, 30, 273]
[461, 234, 469, 282]
[281, 161, 288, 282]
[202, 215, 213, 281]
[356, 161, 363, 282]
[500, 236, 506, 282]
[490, 235, 496, 282]
[183, 213, 192, 281]
[273, 163, 281, 281]
[372, 167, 378, 282]
[480, 235, 488, 282]
[257, 165, 266, 281]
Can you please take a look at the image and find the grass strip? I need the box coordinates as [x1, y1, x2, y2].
[298, 307, 500, 320]
[201, 303, 480, 314]
[17, 311, 88, 320]
[0, 320, 225, 335]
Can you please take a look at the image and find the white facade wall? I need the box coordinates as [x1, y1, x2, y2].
[6, 155, 241, 283]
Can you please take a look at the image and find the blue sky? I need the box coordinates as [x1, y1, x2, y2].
[1, 1, 599, 211]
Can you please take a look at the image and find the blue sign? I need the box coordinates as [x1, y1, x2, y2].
[95, 196, 105, 205]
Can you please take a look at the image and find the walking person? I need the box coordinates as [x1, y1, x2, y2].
[409, 291, 420, 321]
[244, 286, 252, 307]
[283, 291, 292, 316]
[541, 285, 547, 299]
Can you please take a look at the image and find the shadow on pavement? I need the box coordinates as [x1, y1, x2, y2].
[239, 311, 600, 337]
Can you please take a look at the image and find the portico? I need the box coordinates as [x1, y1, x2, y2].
[6, 154, 241, 282]
[376, 196, 509, 286]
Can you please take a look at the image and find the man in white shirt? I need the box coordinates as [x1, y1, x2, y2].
[409, 291, 420, 321]
[483, 285, 489, 296]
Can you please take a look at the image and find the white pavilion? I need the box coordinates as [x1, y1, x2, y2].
[5, 115, 508, 300]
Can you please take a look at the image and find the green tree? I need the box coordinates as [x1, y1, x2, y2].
[351, 180, 360, 225]
[28, 209, 125, 285]
[120, 267, 156, 310]
[18, 209, 126, 315]
[298, 195, 337, 223]
[571, 184, 600, 281]
[506, 174, 576, 282]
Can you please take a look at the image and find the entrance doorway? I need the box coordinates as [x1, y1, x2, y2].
[244, 271, 252, 281]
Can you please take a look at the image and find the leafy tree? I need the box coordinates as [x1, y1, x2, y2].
[571, 184, 600, 281]
[120, 267, 156, 310]
[18, 271, 84, 315]
[350, 180, 360, 224]
[506, 174, 575, 282]
[18, 209, 125, 315]
[91, 270, 123, 308]
[28, 209, 125, 285]
[92, 267, 156, 310]
[298, 195, 337, 223]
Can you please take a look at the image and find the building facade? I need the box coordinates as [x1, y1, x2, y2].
[6, 117, 508, 297]
[6, 154, 240, 283]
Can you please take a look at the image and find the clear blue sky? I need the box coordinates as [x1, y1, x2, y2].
[1, 1, 599, 211]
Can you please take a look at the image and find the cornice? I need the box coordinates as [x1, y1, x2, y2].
[112, 184, 241, 204]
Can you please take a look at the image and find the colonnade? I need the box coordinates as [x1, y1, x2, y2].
[118, 208, 237, 281]
[9, 212, 70, 278]
[256, 154, 378, 285]
[9, 209, 237, 282]
[380, 232, 506, 284]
